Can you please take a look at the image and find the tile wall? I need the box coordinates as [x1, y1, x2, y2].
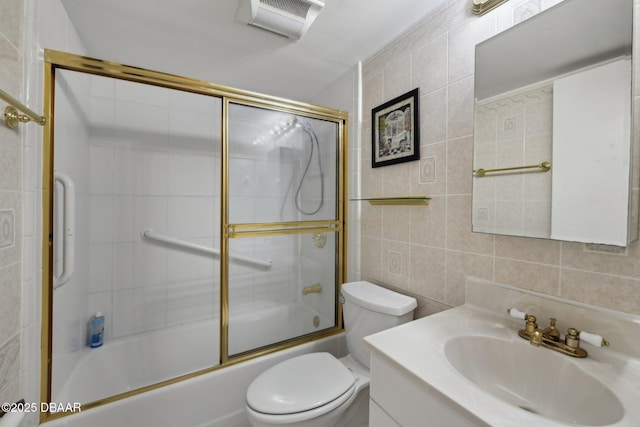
[359, 0, 640, 316]
[85, 76, 221, 339]
[0, 0, 25, 411]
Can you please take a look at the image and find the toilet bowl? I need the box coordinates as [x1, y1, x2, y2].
[245, 281, 417, 427]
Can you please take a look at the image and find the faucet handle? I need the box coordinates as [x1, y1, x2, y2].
[565, 328, 610, 349]
[565, 328, 581, 349]
[507, 308, 527, 320]
[524, 315, 538, 333]
[579, 331, 610, 347]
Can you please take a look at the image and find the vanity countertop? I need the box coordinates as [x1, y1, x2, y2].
[364, 278, 640, 427]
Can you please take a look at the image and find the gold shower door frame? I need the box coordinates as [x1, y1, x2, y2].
[41, 50, 348, 422]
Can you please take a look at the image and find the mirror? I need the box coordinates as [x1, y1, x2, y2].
[472, 0, 636, 246]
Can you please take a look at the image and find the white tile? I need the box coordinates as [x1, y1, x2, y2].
[254, 269, 293, 306]
[113, 148, 135, 195]
[89, 196, 113, 243]
[166, 279, 217, 326]
[114, 101, 169, 149]
[114, 148, 169, 196]
[254, 157, 284, 199]
[228, 273, 255, 315]
[169, 108, 220, 144]
[111, 289, 135, 337]
[136, 151, 169, 196]
[112, 242, 134, 290]
[112, 196, 134, 242]
[228, 157, 255, 197]
[73, 194, 89, 254]
[89, 244, 113, 293]
[166, 237, 218, 283]
[21, 235, 34, 283]
[228, 197, 256, 224]
[132, 241, 168, 288]
[112, 240, 168, 289]
[22, 144, 37, 193]
[22, 191, 35, 237]
[169, 90, 221, 112]
[89, 96, 115, 133]
[168, 153, 216, 196]
[115, 80, 169, 107]
[90, 145, 114, 194]
[167, 196, 216, 239]
[91, 74, 115, 98]
[21, 277, 35, 329]
[112, 287, 167, 337]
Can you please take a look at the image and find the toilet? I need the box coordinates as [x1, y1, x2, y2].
[245, 281, 417, 427]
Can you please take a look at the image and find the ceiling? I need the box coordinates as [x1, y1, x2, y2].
[59, 0, 448, 101]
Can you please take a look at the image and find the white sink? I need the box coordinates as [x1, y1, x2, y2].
[444, 336, 624, 426]
[364, 279, 640, 426]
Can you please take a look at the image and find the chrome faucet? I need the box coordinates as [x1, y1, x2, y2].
[508, 309, 609, 358]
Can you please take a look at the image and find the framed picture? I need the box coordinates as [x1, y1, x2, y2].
[371, 88, 420, 168]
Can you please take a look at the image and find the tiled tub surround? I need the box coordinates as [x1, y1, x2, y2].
[365, 277, 640, 426]
[358, 0, 640, 316]
[48, 63, 343, 409]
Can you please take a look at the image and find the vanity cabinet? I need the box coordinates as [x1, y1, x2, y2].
[369, 400, 400, 427]
[369, 352, 487, 427]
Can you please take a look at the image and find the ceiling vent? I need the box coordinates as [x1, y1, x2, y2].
[235, 0, 325, 40]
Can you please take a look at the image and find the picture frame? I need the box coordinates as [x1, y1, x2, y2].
[371, 88, 420, 168]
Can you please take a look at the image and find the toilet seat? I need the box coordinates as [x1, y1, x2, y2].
[246, 352, 356, 419]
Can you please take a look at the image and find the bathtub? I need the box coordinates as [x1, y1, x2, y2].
[49, 303, 339, 425]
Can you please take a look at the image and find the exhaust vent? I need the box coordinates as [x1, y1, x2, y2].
[235, 0, 325, 40]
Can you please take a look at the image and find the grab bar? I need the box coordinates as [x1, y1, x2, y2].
[141, 229, 273, 270]
[473, 161, 551, 177]
[53, 172, 75, 289]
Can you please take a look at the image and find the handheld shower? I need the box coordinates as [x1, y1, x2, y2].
[294, 121, 324, 215]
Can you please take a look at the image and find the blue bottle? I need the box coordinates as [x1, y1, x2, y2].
[88, 311, 105, 348]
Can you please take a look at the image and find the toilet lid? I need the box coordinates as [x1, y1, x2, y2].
[246, 352, 355, 415]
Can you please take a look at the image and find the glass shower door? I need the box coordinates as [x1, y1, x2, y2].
[226, 103, 341, 356]
[43, 50, 347, 419]
[50, 69, 222, 405]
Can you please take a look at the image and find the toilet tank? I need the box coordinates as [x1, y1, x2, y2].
[341, 281, 417, 368]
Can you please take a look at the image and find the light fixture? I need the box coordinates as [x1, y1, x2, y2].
[471, 0, 509, 15]
[235, 0, 325, 40]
